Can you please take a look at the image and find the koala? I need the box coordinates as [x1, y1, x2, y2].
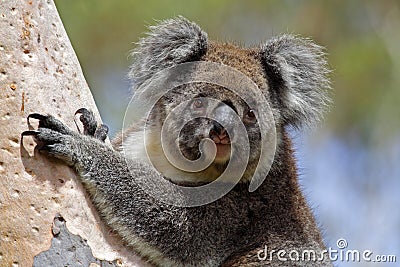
[22, 17, 332, 267]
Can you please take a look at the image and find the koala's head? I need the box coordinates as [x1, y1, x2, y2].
[127, 16, 330, 185]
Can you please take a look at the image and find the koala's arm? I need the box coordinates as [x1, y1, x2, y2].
[21, 111, 176, 255]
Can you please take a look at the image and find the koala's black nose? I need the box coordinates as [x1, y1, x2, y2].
[210, 121, 231, 144]
[209, 101, 237, 143]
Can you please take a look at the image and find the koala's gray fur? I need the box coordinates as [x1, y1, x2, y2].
[261, 35, 331, 127]
[23, 17, 333, 266]
[129, 16, 208, 88]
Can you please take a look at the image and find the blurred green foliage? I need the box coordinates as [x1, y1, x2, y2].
[55, 0, 400, 144]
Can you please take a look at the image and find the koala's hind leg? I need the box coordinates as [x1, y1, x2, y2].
[75, 108, 109, 142]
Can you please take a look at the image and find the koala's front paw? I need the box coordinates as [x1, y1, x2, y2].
[22, 115, 79, 166]
[22, 109, 109, 166]
[75, 108, 109, 142]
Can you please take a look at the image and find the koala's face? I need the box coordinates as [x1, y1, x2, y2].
[150, 83, 261, 182]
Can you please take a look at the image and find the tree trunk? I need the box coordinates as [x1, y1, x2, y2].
[0, 1, 146, 266]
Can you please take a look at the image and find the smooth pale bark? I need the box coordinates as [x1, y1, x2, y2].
[0, 1, 147, 266]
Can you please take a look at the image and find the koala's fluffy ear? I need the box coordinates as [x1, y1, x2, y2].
[129, 16, 208, 89]
[260, 35, 331, 128]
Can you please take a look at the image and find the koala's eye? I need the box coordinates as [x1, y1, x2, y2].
[192, 99, 204, 109]
[244, 109, 257, 124]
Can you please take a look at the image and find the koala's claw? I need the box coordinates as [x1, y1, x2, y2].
[38, 143, 55, 151]
[75, 108, 108, 142]
[75, 108, 97, 136]
[22, 127, 67, 143]
[27, 113, 48, 123]
[26, 113, 73, 135]
[21, 130, 41, 137]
